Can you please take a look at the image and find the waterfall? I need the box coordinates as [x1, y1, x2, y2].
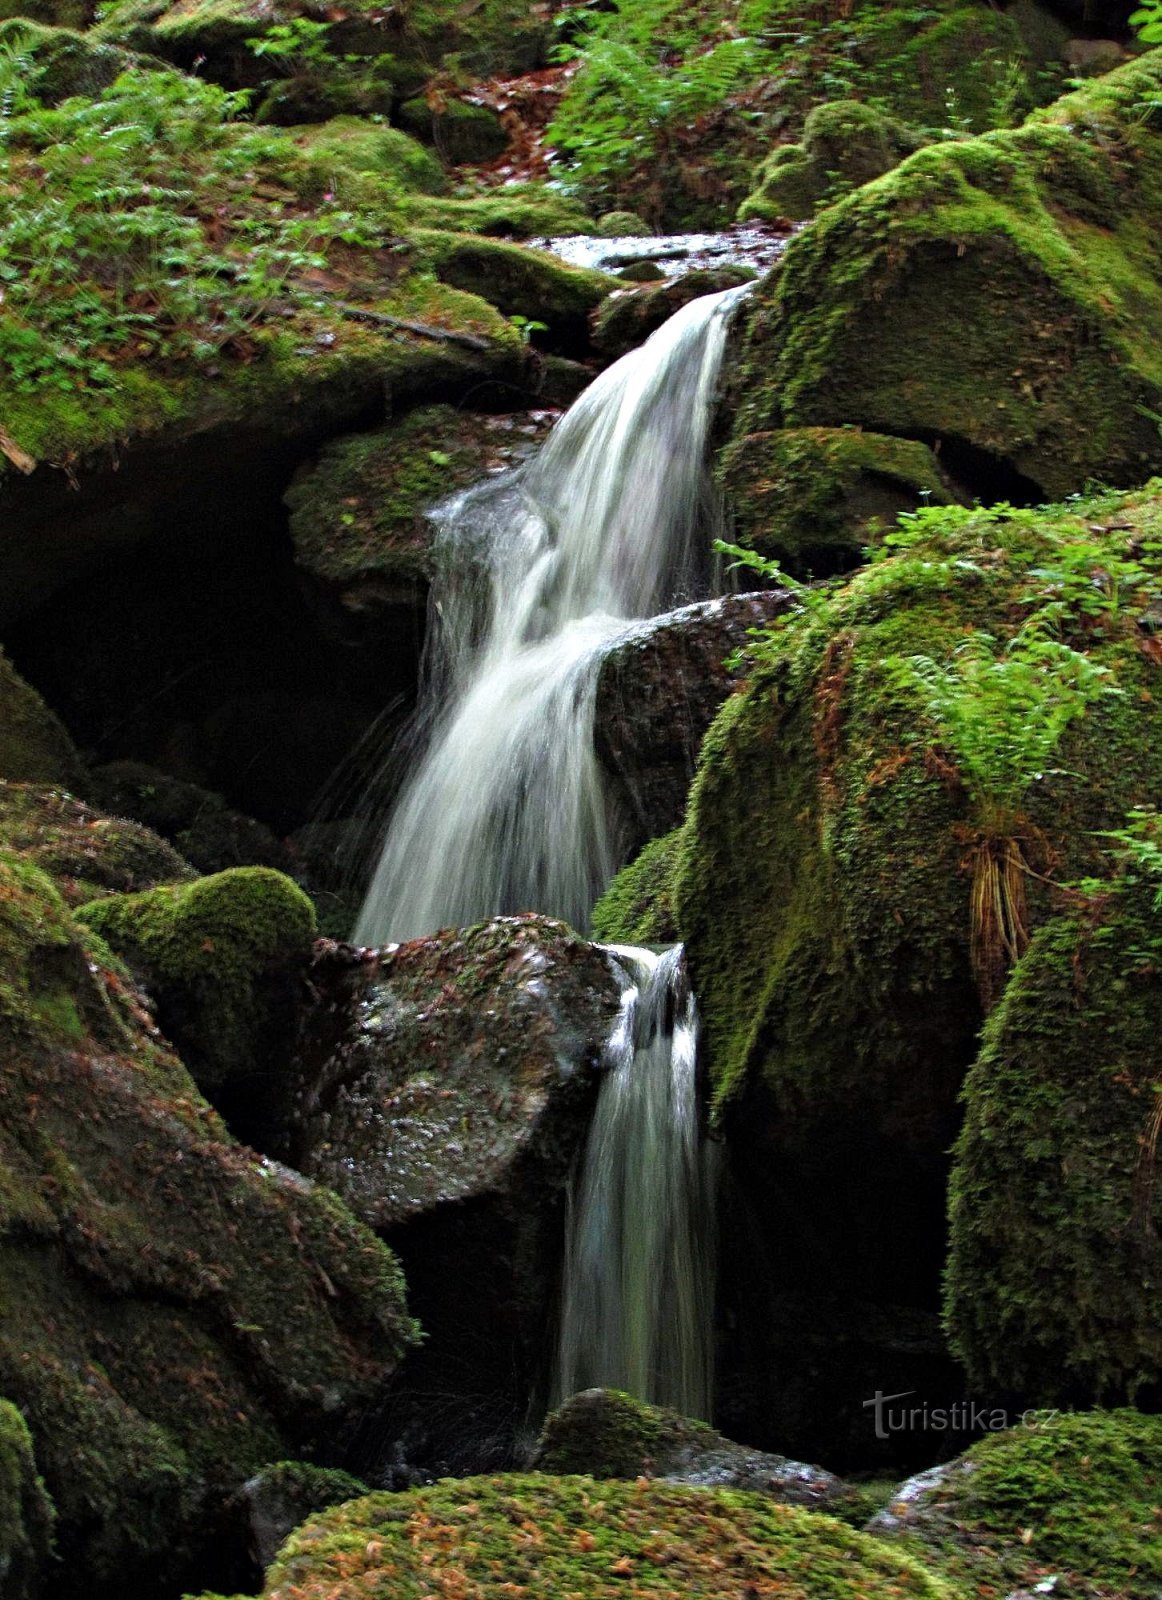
[555, 945, 716, 1419]
[353, 284, 751, 946]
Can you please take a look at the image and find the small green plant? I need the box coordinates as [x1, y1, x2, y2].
[1131, 2, 1162, 45]
[884, 623, 1119, 1006]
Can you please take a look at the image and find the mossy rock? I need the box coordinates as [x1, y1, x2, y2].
[192, 1473, 954, 1599]
[0, 0, 89, 26]
[946, 870, 1162, 1403]
[89, 761, 293, 879]
[592, 267, 756, 359]
[591, 831, 681, 945]
[0, 18, 158, 100]
[410, 228, 616, 347]
[0, 1399, 54, 1600]
[731, 54, 1162, 499]
[0, 781, 195, 907]
[239, 1460, 369, 1570]
[595, 210, 651, 237]
[284, 404, 557, 613]
[399, 182, 595, 240]
[719, 427, 955, 579]
[398, 95, 509, 165]
[739, 100, 924, 224]
[875, 1410, 1162, 1599]
[0, 652, 84, 792]
[77, 866, 316, 1093]
[0, 851, 416, 1596]
[288, 116, 446, 196]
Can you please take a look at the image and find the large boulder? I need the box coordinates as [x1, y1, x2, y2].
[730, 54, 1162, 500]
[289, 917, 623, 1473]
[190, 1473, 953, 1600]
[594, 591, 792, 848]
[739, 100, 925, 224]
[0, 846, 416, 1598]
[871, 1411, 1162, 1600]
[0, 650, 85, 791]
[946, 865, 1162, 1403]
[608, 485, 1162, 1463]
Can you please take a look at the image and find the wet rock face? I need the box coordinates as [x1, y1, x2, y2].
[289, 917, 623, 1475]
[594, 591, 792, 849]
[592, 267, 758, 359]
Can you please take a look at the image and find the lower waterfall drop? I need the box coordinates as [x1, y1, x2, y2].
[555, 944, 716, 1420]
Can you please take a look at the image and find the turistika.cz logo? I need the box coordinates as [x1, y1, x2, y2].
[863, 1390, 1059, 1440]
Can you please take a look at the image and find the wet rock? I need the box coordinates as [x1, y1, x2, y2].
[534, 1388, 851, 1512]
[290, 916, 623, 1473]
[594, 590, 792, 848]
[592, 266, 757, 359]
[238, 1461, 369, 1571]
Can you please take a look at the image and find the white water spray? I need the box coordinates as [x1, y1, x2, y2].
[353, 285, 750, 946]
[555, 945, 716, 1418]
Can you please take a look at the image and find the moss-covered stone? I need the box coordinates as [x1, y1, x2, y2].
[0, 651, 85, 791]
[0, 18, 158, 101]
[591, 831, 681, 944]
[0, 1400, 54, 1600]
[595, 209, 651, 237]
[946, 869, 1162, 1403]
[739, 100, 924, 224]
[0, 850, 416, 1596]
[284, 403, 557, 613]
[398, 94, 508, 165]
[192, 1473, 955, 1599]
[399, 183, 595, 240]
[731, 54, 1162, 498]
[410, 228, 615, 346]
[77, 866, 316, 1093]
[875, 1411, 1162, 1600]
[719, 427, 955, 579]
[288, 116, 446, 196]
[240, 1460, 369, 1570]
[591, 267, 755, 358]
[0, 781, 195, 906]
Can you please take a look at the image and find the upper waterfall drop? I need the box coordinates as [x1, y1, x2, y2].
[353, 284, 751, 946]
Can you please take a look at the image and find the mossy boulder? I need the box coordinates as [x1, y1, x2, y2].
[0, 850, 416, 1597]
[238, 1461, 369, 1570]
[873, 1410, 1162, 1600]
[410, 229, 616, 351]
[659, 487, 1162, 1462]
[719, 427, 956, 579]
[191, 1473, 954, 1599]
[732, 54, 1162, 499]
[0, 651, 85, 791]
[595, 210, 651, 237]
[0, 18, 157, 100]
[398, 95, 508, 165]
[739, 100, 924, 224]
[288, 116, 446, 196]
[78, 866, 316, 1096]
[0, 781, 194, 906]
[591, 830, 681, 945]
[290, 917, 621, 1473]
[284, 403, 557, 619]
[88, 761, 294, 878]
[534, 1389, 848, 1511]
[0, 1400, 54, 1600]
[946, 868, 1162, 1404]
[399, 182, 595, 240]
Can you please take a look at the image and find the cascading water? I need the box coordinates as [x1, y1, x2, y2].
[352, 283, 751, 946]
[554, 945, 716, 1418]
[353, 285, 750, 1422]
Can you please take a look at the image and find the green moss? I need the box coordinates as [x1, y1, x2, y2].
[739, 99, 924, 223]
[0, 18, 157, 101]
[399, 183, 595, 240]
[0, 652, 85, 791]
[77, 867, 316, 1089]
[0, 1398, 54, 1600]
[202, 1473, 953, 1599]
[733, 54, 1162, 497]
[674, 488, 1162, 1116]
[591, 831, 681, 944]
[408, 228, 615, 331]
[398, 95, 508, 165]
[289, 116, 446, 196]
[887, 1411, 1162, 1600]
[535, 1389, 716, 1478]
[946, 870, 1162, 1402]
[719, 427, 954, 579]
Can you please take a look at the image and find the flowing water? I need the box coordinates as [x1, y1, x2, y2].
[354, 285, 748, 1420]
[353, 283, 751, 946]
[554, 945, 716, 1418]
